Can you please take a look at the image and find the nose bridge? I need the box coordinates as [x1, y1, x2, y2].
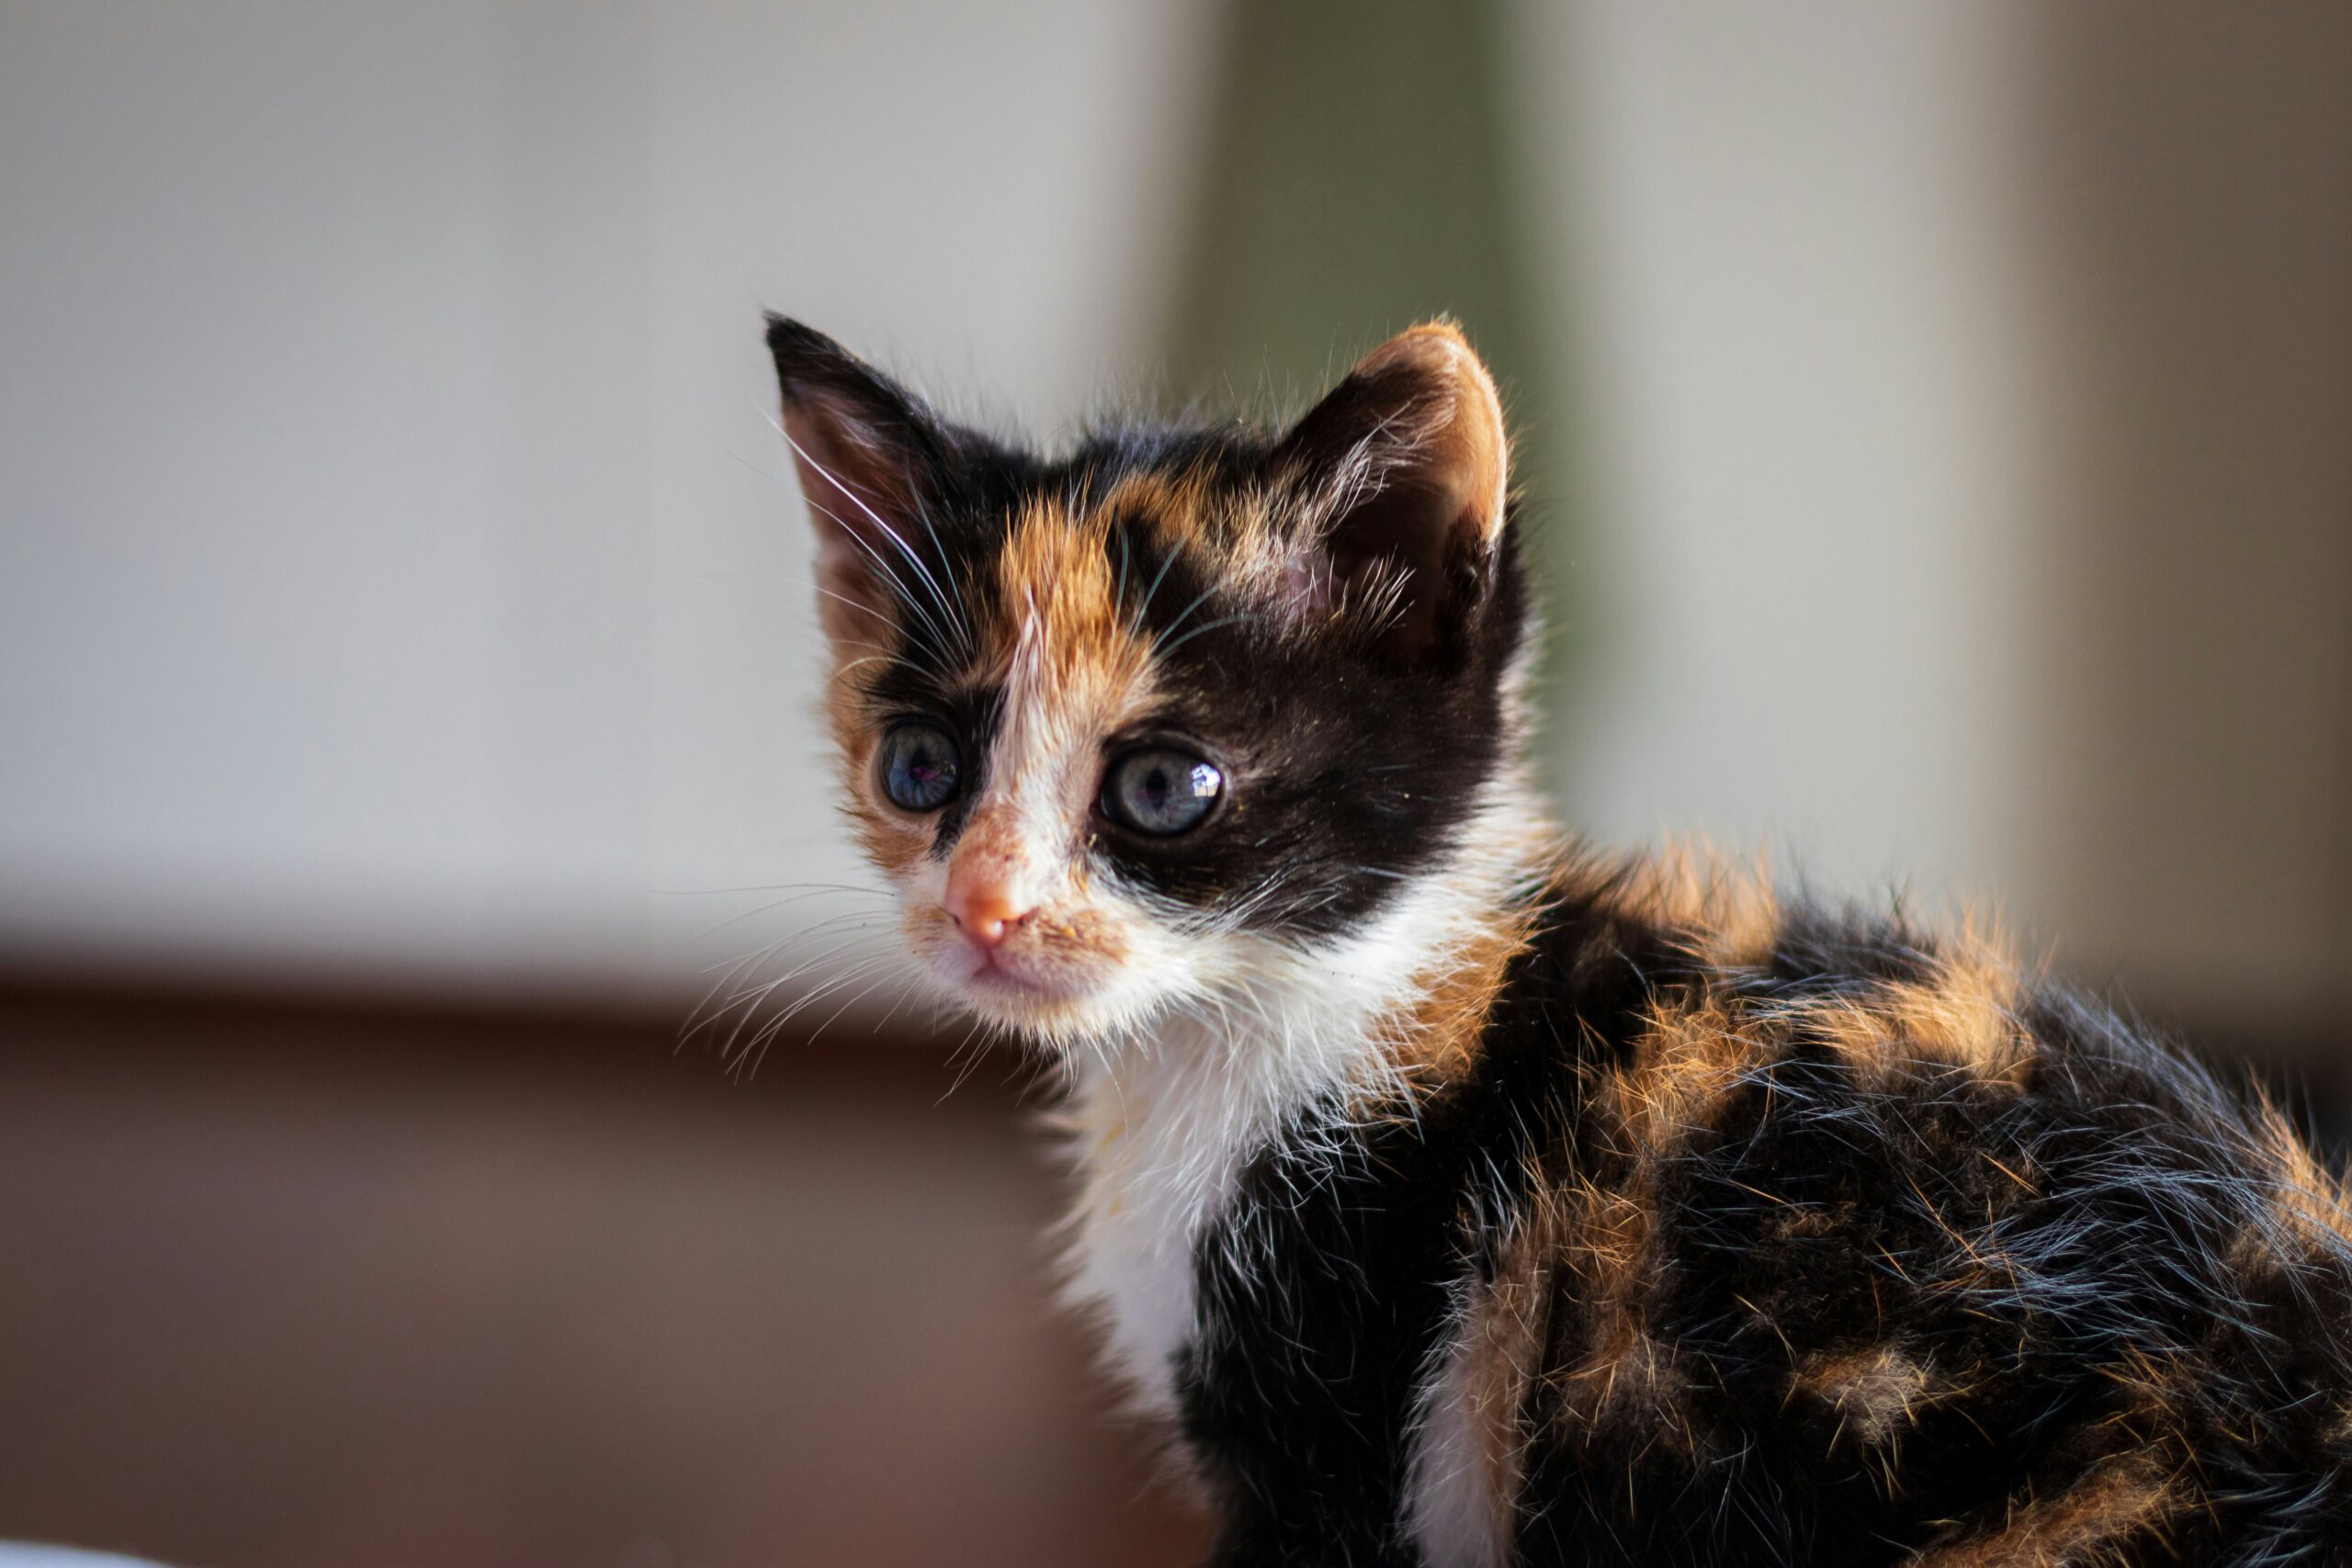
[949, 788, 1029, 892]
[944, 787, 1034, 947]
[951, 602, 1080, 902]
[947, 703, 1069, 908]
[951, 544, 1145, 909]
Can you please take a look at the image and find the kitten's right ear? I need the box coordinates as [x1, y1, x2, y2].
[765, 315, 953, 647]
[1269, 322, 1511, 663]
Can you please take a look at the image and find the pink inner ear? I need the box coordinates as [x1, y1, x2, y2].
[775, 379, 942, 656]
[782, 398, 906, 544]
[767, 321, 947, 627]
[788, 475, 919, 679]
[1278, 548, 1339, 622]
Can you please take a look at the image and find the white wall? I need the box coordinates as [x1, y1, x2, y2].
[0, 1, 1215, 1002]
[1519, 3, 2348, 1036]
[1521, 3, 2036, 912]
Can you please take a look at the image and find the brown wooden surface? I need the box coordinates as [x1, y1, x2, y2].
[0, 975, 2337, 1568]
[0, 980, 1208, 1568]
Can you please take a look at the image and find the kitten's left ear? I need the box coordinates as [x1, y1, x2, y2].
[765, 315, 961, 649]
[1270, 321, 1510, 660]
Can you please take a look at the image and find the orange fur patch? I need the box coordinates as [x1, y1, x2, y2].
[1385, 890, 1544, 1085]
[1792, 1346, 1935, 1449]
[1613, 998, 1756, 1154]
[1589, 840, 1781, 969]
[1806, 948, 2035, 1092]
[1536, 1168, 1696, 1450]
[981, 495, 1156, 704]
[2253, 1095, 2352, 1253]
[1908, 1454, 2184, 1567]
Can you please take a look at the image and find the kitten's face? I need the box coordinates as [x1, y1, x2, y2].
[770, 319, 1529, 1048]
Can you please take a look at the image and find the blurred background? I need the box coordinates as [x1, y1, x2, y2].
[1, 3, 2346, 1564]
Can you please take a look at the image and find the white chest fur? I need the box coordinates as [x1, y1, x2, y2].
[1049, 812, 1530, 1403]
[1046, 804, 1543, 1568]
[1055, 960, 1392, 1418]
[1056, 971, 1515, 1568]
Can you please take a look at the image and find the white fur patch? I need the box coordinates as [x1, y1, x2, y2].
[1405, 1281, 1515, 1568]
[1055, 927, 1407, 1417]
[1055, 786, 1546, 1422]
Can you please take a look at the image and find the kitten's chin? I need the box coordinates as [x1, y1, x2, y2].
[906, 915, 1161, 1048]
[926, 956, 1140, 1047]
[950, 971, 1112, 1041]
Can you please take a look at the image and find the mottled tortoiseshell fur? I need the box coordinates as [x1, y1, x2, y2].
[1193, 856, 2352, 1565]
[770, 317, 2352, 1566]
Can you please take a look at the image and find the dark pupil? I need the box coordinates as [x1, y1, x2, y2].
[886, 727, 957, 809]
[1113, 750, 1218, 834]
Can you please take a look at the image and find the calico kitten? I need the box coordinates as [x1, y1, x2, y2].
[767, 315, 2352, 1566]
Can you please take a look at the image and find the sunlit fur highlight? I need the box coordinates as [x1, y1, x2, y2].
[1908, 1454, 2184, 1567]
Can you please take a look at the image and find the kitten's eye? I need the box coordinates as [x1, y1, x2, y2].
[1102, 748, 1223, 837]
[877, 720, 962, 813]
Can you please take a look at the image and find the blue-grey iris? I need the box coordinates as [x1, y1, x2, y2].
[878, 720, 962, 812]
[1102, 748, 1223, 836]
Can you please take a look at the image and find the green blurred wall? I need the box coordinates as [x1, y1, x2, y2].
[1159, 0, 1579, 726]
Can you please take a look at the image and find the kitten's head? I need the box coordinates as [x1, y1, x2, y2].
[769, 317, 1535, 1048]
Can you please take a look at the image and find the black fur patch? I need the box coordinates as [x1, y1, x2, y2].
[1173, 877, 2352, 1565]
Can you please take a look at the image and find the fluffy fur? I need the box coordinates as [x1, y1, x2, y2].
[771, 315, 2352, 1566]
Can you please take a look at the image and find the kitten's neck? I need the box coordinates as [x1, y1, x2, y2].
[1056, 776, 1555, 1413]
[1097, 771, 1551, 1104]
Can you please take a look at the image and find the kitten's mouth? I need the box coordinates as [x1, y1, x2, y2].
[946, 945, 1103, 1015]
[915, 907, 1121, 1024]
[964, 953, 1069, 998]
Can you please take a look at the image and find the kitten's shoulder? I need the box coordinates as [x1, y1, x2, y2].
[1481, 840, 2278, 1123]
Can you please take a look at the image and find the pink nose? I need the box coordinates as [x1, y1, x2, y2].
[945, 881, 1034, 950]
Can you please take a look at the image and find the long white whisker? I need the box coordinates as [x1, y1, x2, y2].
[684, 886, 889, 942]
[804, 493, 962, 660]
[776, 422, 970, 658]
[727, 956, 895, 1080]
[1156, 613, 1254, 660]
[1129, 541, 1182, 637]
[1150, 577, 1232, 650]
[707, 931, 887, 1059]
